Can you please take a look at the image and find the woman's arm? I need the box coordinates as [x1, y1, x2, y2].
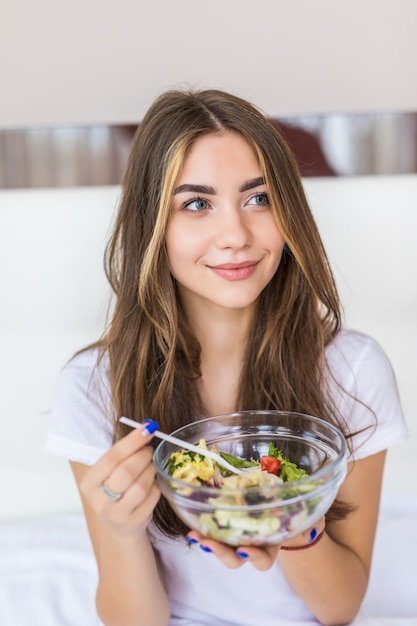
[277, 451, 386, 625]
[188, 450, 386, 626]
[71, 426, 170, 626]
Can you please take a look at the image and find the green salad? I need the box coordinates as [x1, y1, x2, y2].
[167, 440, 317, 545]
[169, 440, 307, 485]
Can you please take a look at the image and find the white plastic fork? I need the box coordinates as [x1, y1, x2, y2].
[119, 416, 255, 475]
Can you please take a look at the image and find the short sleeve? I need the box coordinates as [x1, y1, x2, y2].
[43, 349, 114, 465]
[326, 330, 408, 461]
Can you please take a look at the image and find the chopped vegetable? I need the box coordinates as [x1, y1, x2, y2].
[261, 455, 281, 475]
[219, 451, 259, 471]
[267, 442, 308, 482]
[169, 439, 220, 485]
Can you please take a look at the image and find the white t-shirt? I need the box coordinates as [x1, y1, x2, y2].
[44, 329, 407, 626]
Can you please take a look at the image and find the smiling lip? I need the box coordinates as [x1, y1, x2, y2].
[209, 260, 259, 281]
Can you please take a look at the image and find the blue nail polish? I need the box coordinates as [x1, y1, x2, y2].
[144, 420, 159, 435]
[185, 536, 199, 544]
[309, 528, 318, 543]
[200, 545, 212, 553]
[236, 551, 249, 558]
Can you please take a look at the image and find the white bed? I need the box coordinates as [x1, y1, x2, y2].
[1, 493, 416, 626]
[1, 177, 416, 625]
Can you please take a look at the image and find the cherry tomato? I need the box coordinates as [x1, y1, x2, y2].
[261, 455, 281, 475]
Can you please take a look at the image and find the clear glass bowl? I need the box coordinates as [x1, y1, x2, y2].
[153, 411, 347, 546]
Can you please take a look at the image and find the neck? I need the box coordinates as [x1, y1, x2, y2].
[184, 302, 256, 416]
[189, 302, 254, 359]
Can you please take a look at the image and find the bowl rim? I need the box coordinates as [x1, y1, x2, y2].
[153, 410, 347, 498]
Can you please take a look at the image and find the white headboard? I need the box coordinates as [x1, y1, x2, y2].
[1, 176, 416, 519]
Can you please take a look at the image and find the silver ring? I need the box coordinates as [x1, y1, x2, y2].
[102, 478, 123, 501]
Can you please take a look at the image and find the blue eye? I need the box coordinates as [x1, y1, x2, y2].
[248, 193, 269, 207]
[183, 197, 209, 212]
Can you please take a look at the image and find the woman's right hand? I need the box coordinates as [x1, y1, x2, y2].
[77, 422, 161, 538]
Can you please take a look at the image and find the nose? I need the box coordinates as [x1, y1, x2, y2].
[215, 207, 252, 250]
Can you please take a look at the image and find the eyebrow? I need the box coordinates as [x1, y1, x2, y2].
[173, 177, 266, 195]
[239, 176, 266, 192]
[173, 183, 216, 195]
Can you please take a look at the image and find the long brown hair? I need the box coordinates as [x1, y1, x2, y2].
[93, 89, 351, 535]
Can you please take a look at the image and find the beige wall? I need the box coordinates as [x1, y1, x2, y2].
[1, 0, 417, 128]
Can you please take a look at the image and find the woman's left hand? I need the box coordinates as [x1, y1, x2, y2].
[186, 517, 325, 571]
[186, 529, 280, 570]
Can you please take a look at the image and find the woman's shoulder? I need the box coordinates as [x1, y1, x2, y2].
[326, 328, 391, 375]
[44, 346, 114, 465]
[325, 328, 400, 406]
[58, 346, 110, 391]
[63, 345, 107, 373]
[327, 327, 381, 352]
[325, 329, 407, 458]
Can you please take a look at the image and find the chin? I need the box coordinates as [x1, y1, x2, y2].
[213, 294, 260, 311]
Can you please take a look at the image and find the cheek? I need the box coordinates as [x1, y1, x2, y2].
[266, 230, 286, 275]
[165, 224, 196, 274]
[259, 219, 286, 257]
[275, 235, 286, 259]
[166, 221, 209, 266]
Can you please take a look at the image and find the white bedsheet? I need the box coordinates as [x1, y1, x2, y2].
[1, 494, 416, 626]
[0, 514, 102, 626]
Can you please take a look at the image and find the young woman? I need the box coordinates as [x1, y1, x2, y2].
[45, 89, 407, 626]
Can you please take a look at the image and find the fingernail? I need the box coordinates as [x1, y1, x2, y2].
[200, 545, 212, 553]
[185, 536, 199, 544]
[236, 550, 249, 558]
[143, 420, 159, 435]
[309, 528, 318, 543]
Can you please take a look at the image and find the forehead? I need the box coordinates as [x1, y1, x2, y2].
[177, 132, 262, 183]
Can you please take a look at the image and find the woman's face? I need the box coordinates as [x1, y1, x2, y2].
[165, 132, 285, 315]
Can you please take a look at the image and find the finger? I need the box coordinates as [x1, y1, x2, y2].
[106, 467, 161, 533]
[103, 445, 154, 498]
[235, 544, 279, 571]
[128, 479, 161, 529]
[97, 484, 161, 537]
[82, 424, 155, 493]
[115, 460, 157, 514]
[187, 530, 280, 571]
[187, 532, 250, 570]
[102, 422, 157, 476]
[279, 517, 326, 550]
